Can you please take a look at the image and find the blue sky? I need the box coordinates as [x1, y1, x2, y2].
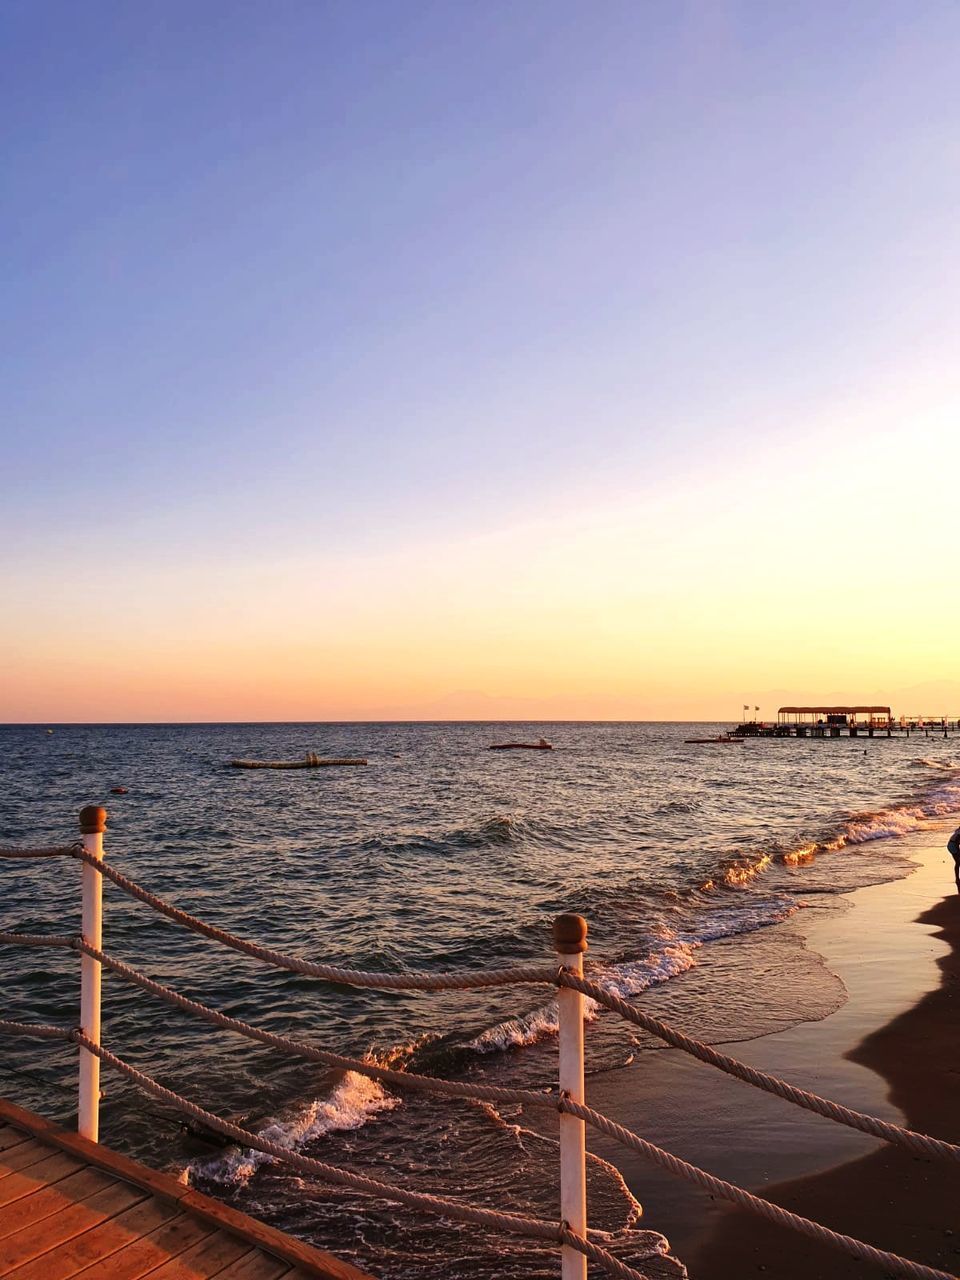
[3, 2, 960, 718]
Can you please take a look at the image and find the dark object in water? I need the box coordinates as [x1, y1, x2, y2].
[229, 755, 368, 769]
[684, 736, 743, 744]
[489, 739, 553, 751]
[178, 1116, 244, 1150]
[110, 786, 129, 794]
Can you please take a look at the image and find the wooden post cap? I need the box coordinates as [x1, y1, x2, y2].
[553, 914, 588, 954]
[79, 806, 107, 834]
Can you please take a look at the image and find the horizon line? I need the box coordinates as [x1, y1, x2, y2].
[0, 717, 738, 727]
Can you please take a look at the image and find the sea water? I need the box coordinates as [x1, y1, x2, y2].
[1, 722, 958, 1277]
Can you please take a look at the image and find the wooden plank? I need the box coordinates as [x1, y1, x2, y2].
[179, 1193, 372, 1280]
[0, 1181, 147, 1275]
[130, 1229, 250, 1278]
[0, 1141, 61, 1178]
[68, 1213, 216, 1280]
[0, 1154, 86, 1209]
[0, 1103, 53, 1142]
[210, 1252, 292, 1280]
[0, 1167, 114, 1239]
[34, 1131, 190, 1206]
[2, 1191, 181, 1279]
[0, 1103, 375, 1280]
[0, 1133, 29, 1156]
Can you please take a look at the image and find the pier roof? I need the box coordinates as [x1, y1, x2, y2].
[777, 705, 891, 715]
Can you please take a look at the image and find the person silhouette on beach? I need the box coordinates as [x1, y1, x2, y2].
[948, 827, 960, 895]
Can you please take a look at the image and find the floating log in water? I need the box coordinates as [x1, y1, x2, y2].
[229, 754, 368, 769]
[488, 740, 553, 751]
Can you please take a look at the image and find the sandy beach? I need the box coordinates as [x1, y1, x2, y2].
[581, 827, 960, 1279]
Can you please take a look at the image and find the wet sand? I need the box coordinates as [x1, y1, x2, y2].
[693, 881, 960, 1277]
[580, 831, 960, 1278]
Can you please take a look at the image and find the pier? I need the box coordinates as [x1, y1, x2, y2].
[0, 1097, 369, 1279]
[731, 706, 960, 739]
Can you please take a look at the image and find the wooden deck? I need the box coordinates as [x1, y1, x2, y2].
[0, 1099, 374, 1280]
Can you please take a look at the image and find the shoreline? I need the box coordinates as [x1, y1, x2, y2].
[691, 836, 960, 1278]
[581, 828, 959, 1276]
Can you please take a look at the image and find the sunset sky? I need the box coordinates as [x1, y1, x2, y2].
[3, 2, 959, 722]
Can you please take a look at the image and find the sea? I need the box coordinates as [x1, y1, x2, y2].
[1, 722, 959, 1278]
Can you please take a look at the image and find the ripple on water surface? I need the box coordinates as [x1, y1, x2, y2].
[1, 722, 957, 1277]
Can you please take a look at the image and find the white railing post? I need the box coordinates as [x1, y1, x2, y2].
[78, 805, 107, 1142]
[554, 913, 588, 1280]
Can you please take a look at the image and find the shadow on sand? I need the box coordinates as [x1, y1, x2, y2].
[692, 895, 960, 1279]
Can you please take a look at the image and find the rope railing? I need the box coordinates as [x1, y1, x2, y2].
[0, 931, 75, 948]
[0, 1018, 74, 1042]
[71, 1033, 653, 1280]
[0, 845, 77, 859]
[1, 808, 958, 1280]
[558, 971, 960, 1165]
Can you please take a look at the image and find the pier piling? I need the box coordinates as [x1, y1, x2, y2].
[554, 914, 588, 1280]
[78, 805, 106, 1142]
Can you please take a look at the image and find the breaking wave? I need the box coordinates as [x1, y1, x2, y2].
[698, 769, 960, 886]
[186, 1070, 398, 1188]
[465, 903, 795, 1056]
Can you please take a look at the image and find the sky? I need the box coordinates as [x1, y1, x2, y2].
[2, 1, 959, 722]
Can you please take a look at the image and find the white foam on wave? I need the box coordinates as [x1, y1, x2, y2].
[184, 1070, 398, 1188]
[926, 779, 960, 815]
[823, 776, 960, 851]
[466, 1000, 565, 1053]
[596, 939, 699, 999]
[722, 851, 773, 887]
[465, 907, 795, 1055]
[467, 935, 713, 1054]
[829, 807, 931, 847]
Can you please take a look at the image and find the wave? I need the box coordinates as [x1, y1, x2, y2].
[465, 897, 796, 1056]
[699, 768, 960, 884]
[466, 1000, 566, 1054]
[185, 1070, 398, 1188]
[821, 779, 960, 852]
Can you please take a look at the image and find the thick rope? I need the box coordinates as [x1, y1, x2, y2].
[0, 846, 76, 859]
[560, 1098, 957, 1280]
[0, 931, 76, 952]
[71, 1033, 652, 1280]
[0, 932, 75, 948]
[0, 1019, 73, 1041]
[73, 850, 555, 991]
[77, 942, 560, 1111]
[562, 972, 960, 1165]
